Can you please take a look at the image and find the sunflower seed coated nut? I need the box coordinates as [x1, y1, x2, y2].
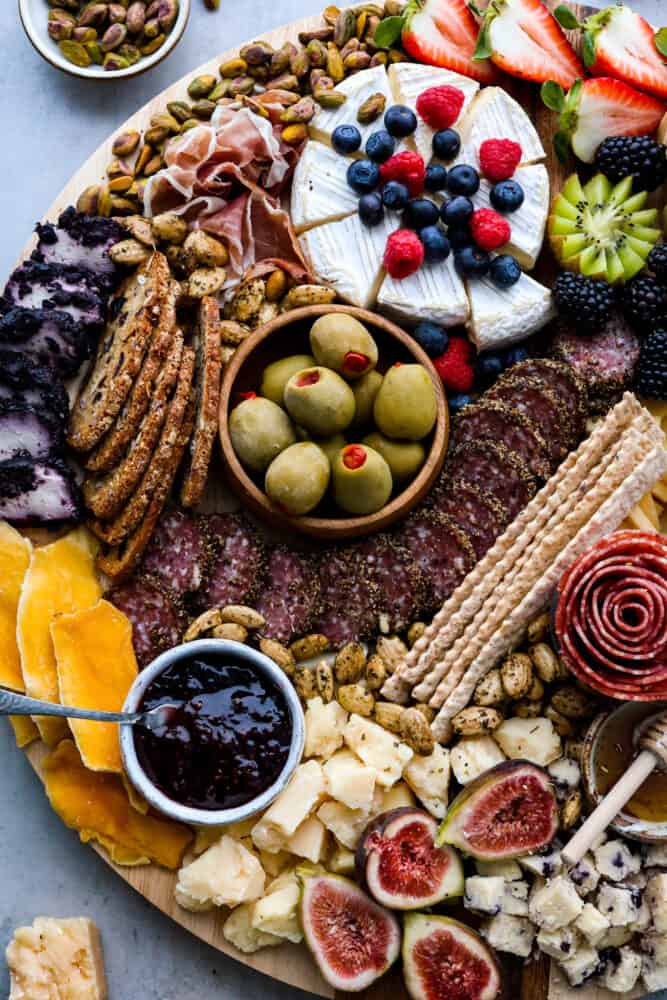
[315, 661, 335, 702]
[474, 668, 505, 707]
[282, 284, 336, 309]
[500, 652, 533, 700]
[259, 638, 295, 677]
[294, 667, 318, 701]
[151, 212, 188, 243]
[374, 701, 404, 733]
[338, 683, 374, 716]
[290, 634, 330, 662]
[109, 238, 150, 265]
[451, 706, 503, 736]
[400, 707, 435, 756]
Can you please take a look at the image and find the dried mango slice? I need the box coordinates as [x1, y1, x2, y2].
[9, 716, 39, 749]
[0, 520, 32, 691]
[52, 600, 138, 773]
[17, 528, 101, 745]
[42, 740, 192, 869]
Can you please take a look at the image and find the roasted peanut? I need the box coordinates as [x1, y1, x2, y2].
[560, 789, 582, 831]
[514, 699, 544, 718]
[545, 705, 576, 738]
[527, 612, 550, 645]
[375, 635, 408, 675]
[530, 642, 561, 684]
[183, 608, 223, 641]
[550, 686, 594, 720]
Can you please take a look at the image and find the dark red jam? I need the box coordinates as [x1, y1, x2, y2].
[134, 653, 292, 811]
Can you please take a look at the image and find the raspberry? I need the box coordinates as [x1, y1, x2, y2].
[470, 208, 511, 252]
[479, 139, 522, 181]
[383, 229, 424, 279]
[433, 340, 475, 393]
[416, 85, 465, 129]
[379, 150, 426, 197]
[447, 336, 474, 361]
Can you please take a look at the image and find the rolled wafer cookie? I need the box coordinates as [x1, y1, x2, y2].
[422, 416, 662, 707]
[431, 439, 667, 742]
[380, 393, 649, 703]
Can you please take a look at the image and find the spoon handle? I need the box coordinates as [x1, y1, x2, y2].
[0, 687, 140, 725]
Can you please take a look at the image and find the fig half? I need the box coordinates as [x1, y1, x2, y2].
[299, 871, 401, 991]
[356, 807, 464, 910]
[403, 913, 502, 1000]
[436, 760, 558, 860]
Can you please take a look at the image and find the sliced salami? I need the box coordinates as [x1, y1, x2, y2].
[446, 440, 537, 520]
[428, 476, 510, 560]
[313, 546, 379, 647]
[107, 576, 182, 667]
[487, 374, 573, 461]
[255, 547, 321, 643]
[452, 400, 551, 479]
[397, 510, 475, 612]
[140, 506, 208, 596]
[198, 512, 265, 609]
[356, 534, 425, 633]
[551, 314, 640, 414]
[509, 358, 588, 435]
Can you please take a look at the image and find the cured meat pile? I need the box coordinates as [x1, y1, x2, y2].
[555, 530, 667, 701]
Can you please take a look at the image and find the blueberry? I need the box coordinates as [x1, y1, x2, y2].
[489, 254, 522, 288]
[384, 104, 418, 138]
[332, 124, 362, 154]
[413, 321, 448, 357]
[424, 163, 448, 192]
[447, 225, 473, 250]
[365, 129, 395, 163]
[475, 353, 504, 386]
[447, 164, 480, 196]
[490, 179, 524, 213]
[358, 191, 384, 227]
[503, 345, 529, 368]
[403, 198, 440, 229]
[448, 392, 473, 414]
[454, 246, 491, 278]
[382, 181, 410, 211]
[441, 195, 474, 227]
[347, 158, 380, 194]
[432, 128, 461, 161]
[419, 226, 451, 263]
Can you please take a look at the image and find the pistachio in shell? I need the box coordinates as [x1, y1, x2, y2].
[59, 39, 92, 66]
[113, 130, 141, 158]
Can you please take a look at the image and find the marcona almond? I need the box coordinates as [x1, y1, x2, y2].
[315, 661, 334, 703]
[400, 707, 435, 756]
[259, 637, 295, 677]
[474, 668, 505, 707]
[451, 706, 503, 736]
[501, 653, 533, 700]
[220, 605, 265, 630]
[211, 623, 248, 642]
[338, 683, 374, 716]
[290, 634, 330, 662]
[334, 642, 365, 683]
[373, 701, 404, 734]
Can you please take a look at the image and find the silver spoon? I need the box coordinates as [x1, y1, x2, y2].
[0, 686, 177, 734]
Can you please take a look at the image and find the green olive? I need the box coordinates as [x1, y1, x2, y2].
[314, 433, 347, 465]
[265, 442, 330, 516]
[283, 366, 356, 436]
[362, 432, 426, 484]
[309, 313, 379, 379]
[332, 444, 392, 515]
[373, 364, 437, 441]
[229, 397, 296, 473]
[260, 354, 316, 405]
[351, 370, 383, 427]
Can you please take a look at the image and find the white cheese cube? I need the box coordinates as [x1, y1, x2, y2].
[323, 749, 377, 812]
[481, 913, 535, 958]
[547, 757, 581, 800]
[598, 926, 634, 948]
[251, 871, 302, 944]
[317, 800, 369, 850]
[223, 903, 282, 954]
[569, 853, 600, 896]
[494, 716, 561, 767]
[593, 839, 641, 881]
[258, 849, 291, 878]
[518, 846, 563, 879]
[645, 843, 667, 866]
[285, 815, 328, 864]
[328, 844, 356, 875]
[450, 736, 506, 785]
[597, 883, 641, 927]
[476, 859, 523, 881]
[648, 872, 667, 933]
[464, 876, 505, 916]
[537, 925, 581, 961]
[644, 932, 667, 967]
[642, 955, 667, 992]
[371, 781, 416, 815]
[176, 836, 265, 910]
[502, 880, 529, 917]
[403, 744, 450, 818]
[599, 946, 641, 993]
[304, 697, 348, 759]
[529, 876, 583, 930]
[344, 714, 413, 787]
[574, 903, 610, 947]
[251, 760, 325, 852]
[559, 945, 600, 987]
[630, 898, 651, 932]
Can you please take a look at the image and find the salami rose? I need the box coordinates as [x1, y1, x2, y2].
[555, 531, 667, 700]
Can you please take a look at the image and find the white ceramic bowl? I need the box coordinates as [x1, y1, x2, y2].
[18, 0, 191, 80]
[120, 638, 305, 827]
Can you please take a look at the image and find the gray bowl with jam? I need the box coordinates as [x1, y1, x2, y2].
[121, 638, 305, 827]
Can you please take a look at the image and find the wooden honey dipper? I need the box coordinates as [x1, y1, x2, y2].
[563, 709, 667, 869]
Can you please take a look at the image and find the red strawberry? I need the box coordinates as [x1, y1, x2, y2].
[416, 85, 466, 129]
[543, 76, 666, 164]
[398, 0, 499, 84]
[479, 139, 523, 181]
[471, 209, 512, 251]
[475, 0, 584, 89]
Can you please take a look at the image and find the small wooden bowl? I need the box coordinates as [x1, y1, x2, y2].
[219, 304, 449, 541]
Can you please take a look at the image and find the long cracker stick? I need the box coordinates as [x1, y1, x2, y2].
[380, 394, 648, 703]
[431, 442, 667, 742]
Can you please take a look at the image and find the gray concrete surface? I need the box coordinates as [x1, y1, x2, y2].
[0, 0, 663, 996]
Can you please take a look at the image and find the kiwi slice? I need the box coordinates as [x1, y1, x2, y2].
[548, 173, 661, 285]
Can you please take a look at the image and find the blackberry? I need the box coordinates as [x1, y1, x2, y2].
[553, 272, 614, 333]
[594, 135, 667, 192]
[635, 329, 667, 399]
[648, 244, 667, 285]
[622, 275, 667, 331]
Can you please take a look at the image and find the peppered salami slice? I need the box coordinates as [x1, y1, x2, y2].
[452, 400, 551, 479]
[313, 546, 379, 647]
[550, 314, 640, 414]
[447, 440, 537, 520]
[487, 374, 573, 461]
[256, 547, 321, 643]
[356, 534, 425, 633]
[398, 511, 475, 612]
[198, 512, 265, 609]
[429, 476, 510, 560]
[107, 576, 182, 667]
[510, 358, 588, 435]
[140, 507, 208, 596]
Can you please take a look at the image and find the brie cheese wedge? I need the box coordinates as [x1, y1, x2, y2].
[309, 65, 395, 148]
[290, 140, 358, 233]
[472, 164, 549, 269]
[299, 211, 395, 308]
[387, 63, 479, 164]
[455, 87, 545, 169]
[378, 253, 469, 328]
[466, 269, 555, 351]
